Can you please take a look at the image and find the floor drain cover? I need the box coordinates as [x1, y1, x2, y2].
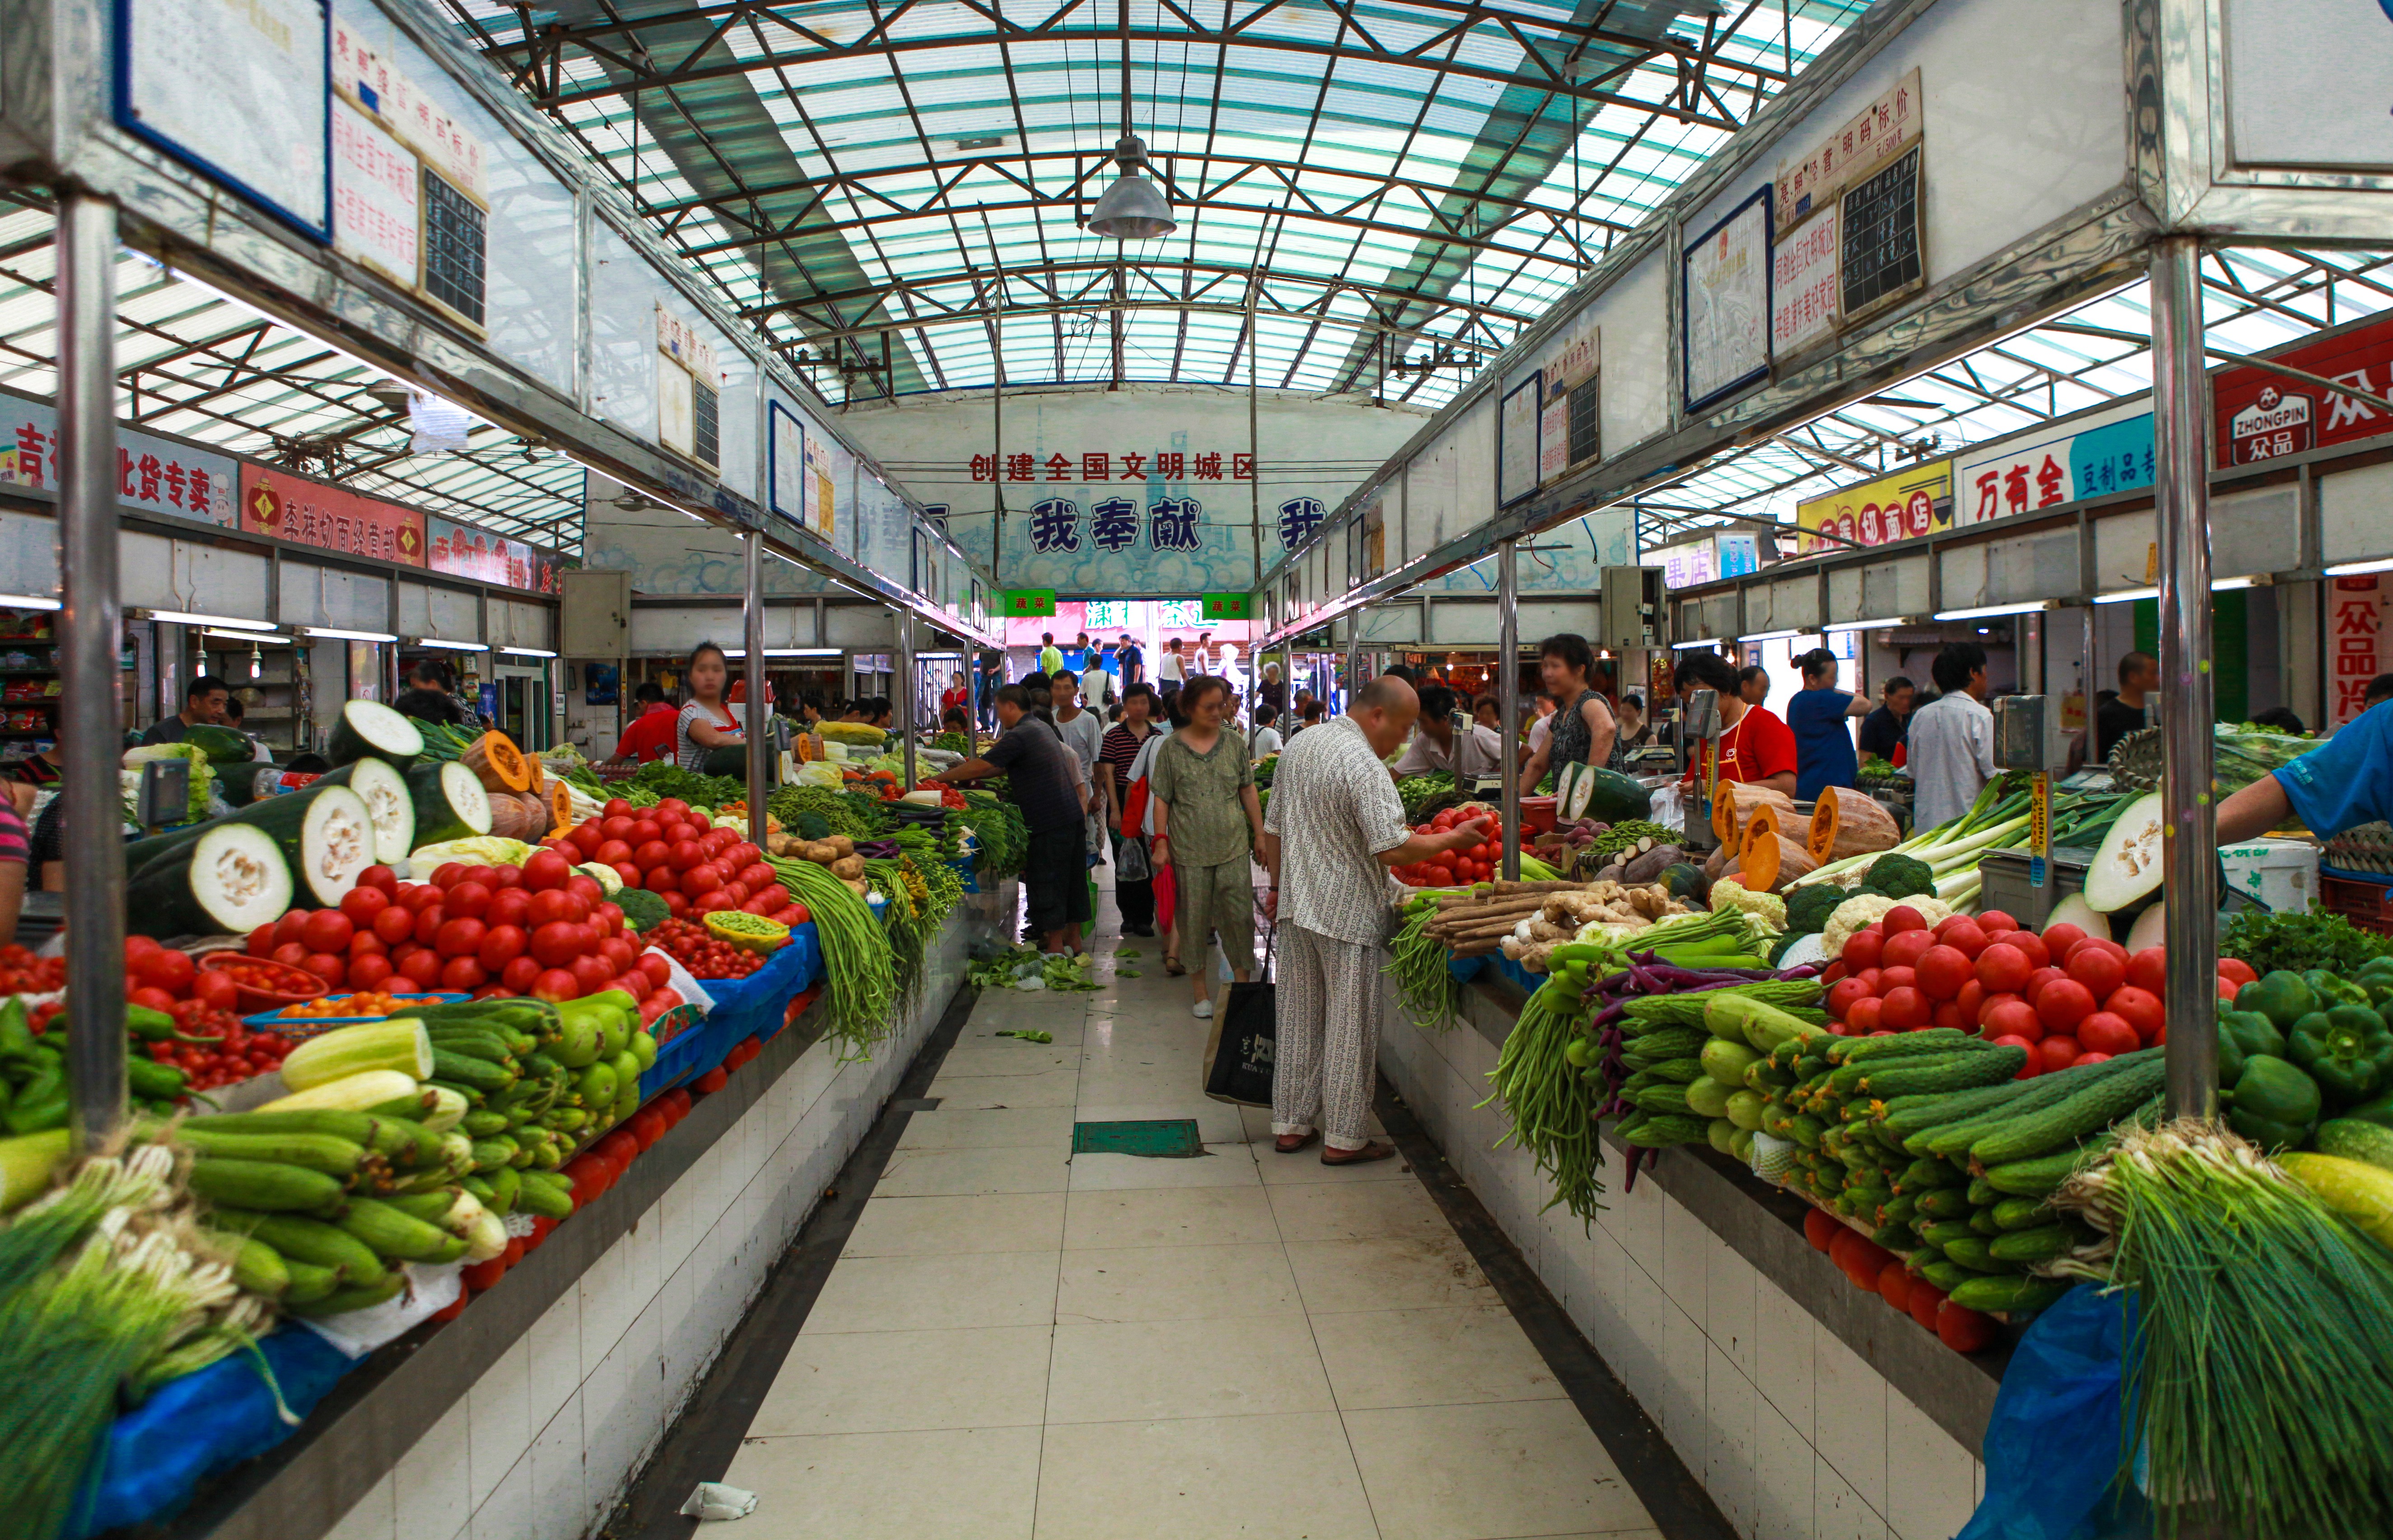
[1072, 1119, 1206, 1158]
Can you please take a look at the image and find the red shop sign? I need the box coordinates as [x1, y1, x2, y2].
[241, 465, 425, 567]
[2213, 310, 2393, 469]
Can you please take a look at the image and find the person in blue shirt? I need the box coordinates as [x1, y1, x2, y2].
[1785, 647, 1878, 801]
[2220, 699, 2393, 842]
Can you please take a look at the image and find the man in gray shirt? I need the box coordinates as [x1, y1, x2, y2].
[1260, 676, 1492, 1164]
[1051, 669, 1107, 858]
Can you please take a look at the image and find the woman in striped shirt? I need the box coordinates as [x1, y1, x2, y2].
[1100, 684, 1164, 937]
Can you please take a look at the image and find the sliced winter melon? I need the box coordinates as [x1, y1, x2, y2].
[325, 700, 424, 770]
[409, 760, 491, 847]
[2126, 901, 2168, 953]
[288, 784, 378, 907]
[126, 824, 293, 939]
[320, 756, 417, 866]
[1557, 762, 1589, 821]
[2082, 791, 2165, 912]
[2045, 891, 2111, 942]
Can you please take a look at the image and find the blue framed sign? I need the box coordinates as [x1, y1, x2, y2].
[115, 0, 333, 244]
[766, 400, 808, 530]
[1497, 369, 1542, 509]
[1682, 186, 1773, 414]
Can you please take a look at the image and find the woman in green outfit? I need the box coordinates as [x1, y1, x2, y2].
[1149, 675, 1266, 1019]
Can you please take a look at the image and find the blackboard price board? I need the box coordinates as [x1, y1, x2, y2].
[1840, 144, 1923, 318]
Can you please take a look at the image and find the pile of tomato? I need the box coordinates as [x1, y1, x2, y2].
[643, 918, 767, 980]
[240, 851, 665, 1005]
[0, 945, 63, 995]
[1822, 906, 2250, 1076]
[1390, 806, 1508, 887]
[540, 798, 805, 927]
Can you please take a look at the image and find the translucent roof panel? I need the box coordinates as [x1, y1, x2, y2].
[437, 0, 1873, 408]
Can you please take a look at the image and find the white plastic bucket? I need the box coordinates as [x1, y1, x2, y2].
[2220, 838, 2319, 912]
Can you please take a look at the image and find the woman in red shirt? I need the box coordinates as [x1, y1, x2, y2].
[939, 671, 969, 719]
[1674, 651, 1797, 794]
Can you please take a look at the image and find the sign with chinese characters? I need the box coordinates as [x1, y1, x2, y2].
[766, 402, 811, 531]
[120, 0, 331, 241]
[971, 449, 1255, 484]
[805, 430, 837, 538]
[1004, 589, 1058, 618]
[426, 516, 560, 594]
[1497, 372, 1541, 507]
[239, 465, 425, 566]
[655, 306, 720, 382]
[1539, 320, 1600, 483]
[1275, 496, 1326, 551]
[1775, 68, 1922, 228]
[1202, 592, 1252, 620]
[1794, 459, 1951, 555]
[0, 395, 238, 527]
[331, 98, 420, 289]
[331, 17, 489, 204]
[1771, 205, 1839, 357]
[1649, 530, 1765, 589]
[2329, 575, 2388, 726]
[1955, 401, 2154, 525]
[1684, 189, 1773, 411]
[2212, 309, 2393, 468]
[1839, 144, 1924, 319]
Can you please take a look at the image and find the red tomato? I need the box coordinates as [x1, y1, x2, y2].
[399, 883, 445, 915]
[192, 969, 241, 1011]
[639, 953, 674, 986]
[339, 886, 390, 927]
[430, 862, 467, 890]
[666, 840, 704, 873]
[662, 892, 689, 917]
[566, 874, 605, 907]
[523, 889, 571, 927]
[616, 966, 651, 1002]
[365, 898, 413, 946]
[1931, 1001, 1969, 1031]
[720, 880, 751, 906]
[303, 953, 347, 987]
[2077, 1051, 2114, 1066]
[130, 985, 179, 1013]
[1987, 1034, 2044, 1075]
[359, 865, 399, 894]
[1827, 977, 1875, 1019]
[2217, 957, 2258, 988]
[2060, 944, 2125, 1006]
[478, 924, 528, 971]
[1939, 922, 1989, 961]
[593, 903, 625, 936]
[613, 863, 643, 890]
[489, 864, 525, 891]
[593, 840, 634, 868]
[1880, 930, 1936, 971]
[2077, 1011, 2139, 1055]
[246, 923, 278, 959]
[2023, 966, 2064, 1005]
[1937, 1300, 1997, 1353]
[630, 819, 663, 845]
[272, 941, 313, 970]
[348, 953, 395, 990]
[1983, 999, 2042, 1040]
[436, 917, 488, 958]
[392, 944, 441, 984]
[1837, 928, 1883, 970]
[348, 931, 387, 960]
[1879, 965, 1917, 994]
[2104, 986, 2165, 1042]
[2037, 922, 2085, 959]
[531, 922, 584, 969]
[2038, 1034, 2083, 1074]
[413, 904, 448, 947]
[682, 861, 724, 897]
[723, 841, 761, 871]
[501, 955, 542, 993]
[632, 841, 671, 871]
[654, 798, 690, 821]
[2036, 977, 2097, 1032]
[1883, 905, 1929, 935]
[570, 825, 606, 859]
[569, 954, 614, 994]
[441, 955, 488, 991]
[693, 890, 737, 915]
[1853, 968, 1883, 996]
[522, 849, 574, 892]
[531, 968, 580, 1002]
[485, 888, 531, 929]
[2001, 930, 2050, 971]
[443, 881, 492, 922]
[604, 799, 634, 820]
[1977, 909, 2019, 935]
[2127, 946, 2166, 994]
[1953, 978, 1987, 1024]
[134, 946, 199, 995]
[1880, 986, 1932, 1029]
[739, 864, 777, 892]
[1915, 945, 1973, 1002]
[597, 936, 639, 972]
[699, 827, 735, 856]
[273, 910, 311, 947]
[1976, 942, 2034, 996]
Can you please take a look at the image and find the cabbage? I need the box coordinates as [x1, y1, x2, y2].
[121, 743, 215, 824]
[411, 835, 535, 868]
[574, 861, 624, 895]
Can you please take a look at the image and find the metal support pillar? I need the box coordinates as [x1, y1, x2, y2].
[964, 641, 980, 741]
[742, 532, 768, 851]
[2153, 234, 2219, 1119]
[58, 193, 126, 1150]
[1497, 536, 1521, 882]
[896, 612, 919, 788]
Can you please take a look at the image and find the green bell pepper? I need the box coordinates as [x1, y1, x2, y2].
[2220, 1008, 2288, 1063]
[2302, 969, 2373, 1010]
[2287, 1003, 2393, 1107]
[2225, 1053, 2323, 1151]
[2216, 1021, 2247, 1089]
[2237, 971, 2318, 1033]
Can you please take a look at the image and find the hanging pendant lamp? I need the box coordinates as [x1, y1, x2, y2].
[1084, 0, 1176, 240]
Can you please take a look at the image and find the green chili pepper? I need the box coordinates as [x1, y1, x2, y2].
[122, 1004, 223, 1047]
[126, 1057, 188, 1101]
[5, 1054, 67, 1136]
[0, 999, 36, 1068]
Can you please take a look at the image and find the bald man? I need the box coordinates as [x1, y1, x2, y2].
[1260, 675, 1490, 1163]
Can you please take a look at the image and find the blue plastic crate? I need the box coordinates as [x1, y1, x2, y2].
[639, 932, 821, 1097]
[1446, 954, 1486, 983]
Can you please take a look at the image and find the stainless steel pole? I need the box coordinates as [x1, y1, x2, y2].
[896, 612, 918, 789]
[2152, 234, 2219, 1119]
[58, 192, 126, 1150]
[742, 531, 768, 851]
[1497, 535, 1521, 881]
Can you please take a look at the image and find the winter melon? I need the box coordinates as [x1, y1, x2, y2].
[319, 756, 417, 866]
[2083, 792, 2164, 912]
[2044, 891, 2111, 941]
[325, 700, 424, 770]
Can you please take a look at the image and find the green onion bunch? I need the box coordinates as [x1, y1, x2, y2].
[2053, 1120, 2393, 1540]
[1481, 979, 1608, 1222]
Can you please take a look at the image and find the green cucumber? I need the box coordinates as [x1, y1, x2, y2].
[228, 1235, 290, 1298]
[1969, 1206, 2004, 1237]
[338, 1197, 461, 1261]
[281, 1259, 343, 1305]
[2315, 1119, 2393, 1172]
[1896, 1155, 1964, 1191]
[1919, 1220, 1978, 1249]
[187, 1158, 346, 1215]
[218, 1210, 388, 1287]
[433, 1050, 516, 1093]
[1946, 1275, 2072, 1314]
[288, 1274, 409, 1317]
[1968, 1057, 2169, 1167]
[1829, 1028, 1978, 1065]
[1881, 1081, 2034, 1142]
[1991, 1196, 2049, 1231]
[1855, 1048, 2027, 1099]
[1966, 1176, 2001, 1206]
[1918, 1059, 2141, 1158]
[1920, 1260, 1974, 1293]
[1988, 1224, 2076, 1265]
[1914, 1188, 1973, 1220]
[1937, 1236, 2016, 1273]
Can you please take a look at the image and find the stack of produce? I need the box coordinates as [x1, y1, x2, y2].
[2, 995, 200, 1136]
[1530, 819, 1684, 882]
[1779, 773, 2144, 914]
[1388, 804, 1557, 887]
[545, 799, 807, 929]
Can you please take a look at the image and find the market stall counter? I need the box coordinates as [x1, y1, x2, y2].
[1381, 976, 1998, 1540]
[153, 882, 1005, 1540]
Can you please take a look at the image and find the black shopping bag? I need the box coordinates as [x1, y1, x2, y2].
[1201, 931, 1276, 1107]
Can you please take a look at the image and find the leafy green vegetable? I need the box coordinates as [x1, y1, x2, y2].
[765, 785, 887, 842]
[1394, 773, 1455, 819]
[931, 730, 977, 755]
[626, 760, 745, 807]
[2222, 907, 2393, 977]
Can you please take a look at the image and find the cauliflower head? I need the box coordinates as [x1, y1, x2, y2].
[1820, 892, 1956, 956]
[1707, 876, 1786, 931]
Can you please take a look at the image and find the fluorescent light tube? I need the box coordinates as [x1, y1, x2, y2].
[497, 646, 559, 658]
[1742, 628, 1805, 642]
[1670, 637, 1724, 650]
[1824, 616, 1919, 633]
[2326, 558, 2393, 577]
[1932, 601, 2057, 621]
[0, 596, 64, 612]
[409, 637, 490, 651]
[201, 628, 296, 643]
[2094, 587, 2158, 604]
[294, 626, 399, 642]
[135, 608, 274, 629]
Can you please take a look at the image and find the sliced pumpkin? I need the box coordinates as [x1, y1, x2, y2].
[1714, 782, 1794, 857]
[1808, 786, 1901, 864]
[462, 731, 532, 792]
[547, 780, 576, 833]
[1739, 830, 1818, 893]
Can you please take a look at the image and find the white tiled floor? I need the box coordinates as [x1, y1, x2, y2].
[717, 889, 1660, 1540]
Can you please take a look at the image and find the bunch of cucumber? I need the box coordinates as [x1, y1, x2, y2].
[1751, 1028, 2170, 1316]
[413, 995, 656, 1175]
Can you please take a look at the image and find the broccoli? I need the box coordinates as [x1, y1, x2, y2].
[614, 889, 670, 932]
[1783, 883, 1846, 936]
[1864, 852, 1936, 899]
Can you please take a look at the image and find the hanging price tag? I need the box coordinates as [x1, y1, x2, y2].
[2029, 771, 2051, 889]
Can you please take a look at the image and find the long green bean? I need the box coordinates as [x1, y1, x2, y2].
[772, 856, 899, 1059]
[1482, 981, 1609, 1221]
[1385, 903, 1461, 1032]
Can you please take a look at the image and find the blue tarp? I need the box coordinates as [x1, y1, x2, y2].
[1957, 1284, 2141, 1540]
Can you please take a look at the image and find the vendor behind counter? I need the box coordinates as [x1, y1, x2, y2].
[2218, 693, 2393, 846]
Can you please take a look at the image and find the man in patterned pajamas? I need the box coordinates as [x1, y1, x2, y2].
[1261, 676, 1491, 1163]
